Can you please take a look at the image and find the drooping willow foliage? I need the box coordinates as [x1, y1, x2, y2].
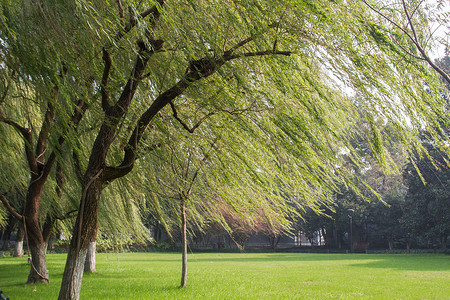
[0, 0, 448, 256]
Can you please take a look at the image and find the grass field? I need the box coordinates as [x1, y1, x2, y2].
[1, 252, 449, 299]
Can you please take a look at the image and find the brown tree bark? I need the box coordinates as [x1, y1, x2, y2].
[24, 179, 50, 284]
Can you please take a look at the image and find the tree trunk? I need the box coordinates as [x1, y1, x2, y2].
[27, 243, 49, 283]
[1, 228, 11, 250]
[58, 244, 88, 300]
[84, 241, 96, 273]
[180, 198, 187, 288]
[59, 179, 102, 300]
[14, 225, 25, 257]
[388, 238, 393, 251]
[1, 216, 13, 250]
[25, 181, 49, 284]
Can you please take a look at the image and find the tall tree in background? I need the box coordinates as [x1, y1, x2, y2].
[0, 1, 449, 299]
[402, 140, 450, 249]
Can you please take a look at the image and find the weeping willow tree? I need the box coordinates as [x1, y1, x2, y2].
[0, 0, 449, 299]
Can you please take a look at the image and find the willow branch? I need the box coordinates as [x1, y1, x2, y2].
[401, 0, 450, 85]
[225, 22, 277, 55]
[35, 92, 57, 161]
[72, 150, 84, 183]
[104, 28, 292, 182]
[112, 0, 165, 47]
[169, 101, 216, 133]
[55, 209, 78, 221]
[101, 47, 112, 112]
[0, 112, 38, 174]
[224, 50, 292, 60]
[362, 0, 450, 85]
[0, 193, 23, 220]
[40, 99, 89, 184]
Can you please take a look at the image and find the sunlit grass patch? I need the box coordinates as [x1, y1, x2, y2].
[1, 253, 449, 299]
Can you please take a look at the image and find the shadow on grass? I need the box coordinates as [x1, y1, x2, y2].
[183, 253, 450, 271]
[348, 255, 450, 271]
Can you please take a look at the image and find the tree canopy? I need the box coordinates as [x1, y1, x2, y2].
[0, 0, 449, 299]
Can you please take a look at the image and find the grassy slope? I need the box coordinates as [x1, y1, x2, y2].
[1, 253, 449, 299]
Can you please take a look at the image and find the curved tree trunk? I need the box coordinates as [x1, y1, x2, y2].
[25, 181, 49, 284]
[14, 225, 24, 257]
[58, 179, 102, 300]
[180, 197, 187, 288]
[84, 241, 96, 273]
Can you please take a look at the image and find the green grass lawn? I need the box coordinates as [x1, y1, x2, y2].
[1, 252, 449, 299]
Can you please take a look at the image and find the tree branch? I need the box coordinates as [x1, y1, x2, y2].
[116, 0, 125, 21]
[72, 150, 84, 184]
[224, 50, 292, 61]
[169, 101, 216, 133]
[225, 22, 277, 56]
[101, 47, 112, 112]
[55, 209, 78, 221]
[104, 25, 292, 182]
[35, 91, 57, 162]
[0, 112, 38, 174]
[111, 0, 165, 47]
[362, 0, 450, 85]
[0, 78, 9, 104]
[0, 193, 23, 220]
[39, 99, 89, 185]
[401, 0, 450, 85]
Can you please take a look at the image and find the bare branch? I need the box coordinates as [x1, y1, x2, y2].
[0, 193, 23, 220]
[169, 101, 216, 133]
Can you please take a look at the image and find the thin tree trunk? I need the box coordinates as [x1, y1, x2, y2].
[14, 225, 25, 257]
[1, 227, 11, 250]
[388, 238, 393, 251]
[1, 215, 13, 250]
[84, 241, 96, 273]
[180, 197, 187, 288]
